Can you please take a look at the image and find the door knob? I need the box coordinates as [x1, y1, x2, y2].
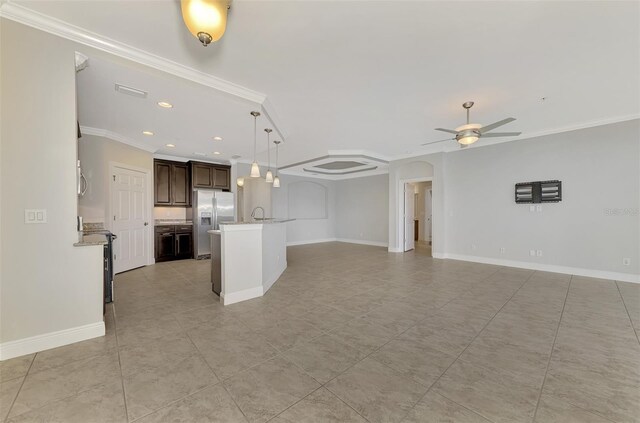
[144, 222, 149, 226]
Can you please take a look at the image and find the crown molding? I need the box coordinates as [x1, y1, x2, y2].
[80, 126, 157, 153]
[0, 1, 290, 140]
[0, 2, 267, 104]
[393, 113, 640, 161]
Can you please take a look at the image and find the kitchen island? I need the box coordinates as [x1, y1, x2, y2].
[209, 219, 294, 305]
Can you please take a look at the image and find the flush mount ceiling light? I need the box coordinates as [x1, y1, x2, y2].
[213, 151, 221, 155]
[249, 111, 261, 178]
[181, 0, 231, 47]
[264, 128, 273, 183]
[273, 140, 281, 188]
[142, 131, 154, 136]
[213, 136, 223, 141]
[166, 143, 175, 148]
[157, 101, 173, 108]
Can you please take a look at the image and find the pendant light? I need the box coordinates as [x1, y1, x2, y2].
[250, 111, 261, 178]
[264, 128, 273, 183]
[273, 140, 281, 188]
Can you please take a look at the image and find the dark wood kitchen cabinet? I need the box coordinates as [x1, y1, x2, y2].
[190, 161, 231, 191]
[155, 227, 176, 262]
[154, 159, 191, 206]
[175, 231, 193, 259]
[155, 225, 193, 262]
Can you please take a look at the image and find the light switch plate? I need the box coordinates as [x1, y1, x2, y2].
[25, 209, 47, 224]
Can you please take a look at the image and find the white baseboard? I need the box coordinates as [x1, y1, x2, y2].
[0, 321, 105, 361]
[388, 247, 403, 253]
[287, 238, 337, 246]
[336, 238, 388, 248]
[441, 253, 640, 284]
[221, 286, 264, 306]
[263, 261, 287, 294]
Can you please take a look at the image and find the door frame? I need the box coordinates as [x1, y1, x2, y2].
[108, 161, 155, 269]
[398, 177, 433, 254]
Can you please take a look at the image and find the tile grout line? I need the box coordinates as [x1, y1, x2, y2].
[111, 301, 131, 423]
[319, 266, 509, 423]
[614, 280, 640, 346]
[256, 265, 505, 423]
[3, 351, 36, 422]
[394, 268, 538, 423]
[183, 327, 252, 423]
[530, 275, 572, 423]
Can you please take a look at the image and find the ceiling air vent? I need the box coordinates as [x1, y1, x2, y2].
[115, 84, 147, 98]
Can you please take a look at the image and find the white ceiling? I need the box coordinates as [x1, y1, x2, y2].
[77, 55, 281, 163]
[6, 0, 640, 169]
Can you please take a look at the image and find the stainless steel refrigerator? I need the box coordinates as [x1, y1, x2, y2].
[193, 189, 235, 259]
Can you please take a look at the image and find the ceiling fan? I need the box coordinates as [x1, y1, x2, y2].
[422, 101, 521, 148]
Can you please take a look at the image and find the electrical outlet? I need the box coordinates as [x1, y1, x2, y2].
[536, 205, 542, 212]
[623, 258, 631, 266]
[471, 244, 477, 251]
[529, 250, 536, 257]
[500, 247, 506, 254]
[529, 205, 535, 212]
[536, 250, 543, 257]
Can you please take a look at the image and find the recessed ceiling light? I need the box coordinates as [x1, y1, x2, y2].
[213, 136, 223, 141]
[213, 151, 221, 155]
[142, 131, 154, 136]
[157, 101, 173, 108]
[166, 143, 175, 148]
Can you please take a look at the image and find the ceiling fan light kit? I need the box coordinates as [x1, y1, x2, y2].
[423, 101, 522, 148]
[181, 0, 231, 46]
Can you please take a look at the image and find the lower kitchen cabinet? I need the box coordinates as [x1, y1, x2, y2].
[155, 225, 193, 262]
[176, 231, 193, 259]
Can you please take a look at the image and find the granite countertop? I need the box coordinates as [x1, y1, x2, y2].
[221, 219, 295, 225]
[155, 220, 193, 226]
[74, 233, 108, 247]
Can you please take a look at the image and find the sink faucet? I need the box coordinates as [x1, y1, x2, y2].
[251, 206, 265, 220]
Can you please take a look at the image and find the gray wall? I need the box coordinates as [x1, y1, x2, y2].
[388, 119, 640, 279]
[444, 119, 639, 276]
[1, 19, 103, 350]
[336, 174, 389, 245]
[273, 174, 337, 245]
[79, 134, 153, 223]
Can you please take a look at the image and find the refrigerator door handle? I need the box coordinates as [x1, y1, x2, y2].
[212, 195, 219, 230]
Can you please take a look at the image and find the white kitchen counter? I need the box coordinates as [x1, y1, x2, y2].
[208, 219, 292, 305]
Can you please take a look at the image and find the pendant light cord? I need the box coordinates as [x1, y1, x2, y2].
[275, 143, 278, 176]
[253, 115, 257, 162]
[267, 132, 271, 171]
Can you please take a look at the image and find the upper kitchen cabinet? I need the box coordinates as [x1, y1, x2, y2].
[192, 162, 213, 188]
[191, 161, 231, 191]
[154, 159, 191, 206]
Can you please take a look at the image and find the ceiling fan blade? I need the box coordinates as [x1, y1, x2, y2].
[421, 137, 455, 146]
[481, 132, 522, 138]
[480, 118, 516, 133]
[434, 128, 458, 134]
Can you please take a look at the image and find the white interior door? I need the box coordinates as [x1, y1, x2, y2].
[111, 166, 148, 273]
[404, 184, 415, 251]
[425, 188, 433, 242]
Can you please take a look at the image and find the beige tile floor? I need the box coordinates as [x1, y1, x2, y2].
[1, 242, 639, 422]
